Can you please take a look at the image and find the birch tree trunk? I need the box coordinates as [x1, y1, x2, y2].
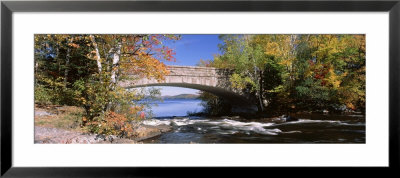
[89, 35, 102, 74]
[34, 61, 38, 85]
[110, 42, 122, 88]
[106, 42, 122, 112]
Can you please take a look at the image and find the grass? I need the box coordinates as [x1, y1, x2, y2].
[34, 105, 85, 132]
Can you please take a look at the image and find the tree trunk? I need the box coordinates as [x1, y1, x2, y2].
[258, 70, 264, 112]
[107, 42, 122, 112]
[89, 35, 102, 74]
[110, 42, 122, 88]
[64, 44, 70, 89]
[34, 61, 38, 85]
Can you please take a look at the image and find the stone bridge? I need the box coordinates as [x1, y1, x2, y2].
[119, 65, 257, 111]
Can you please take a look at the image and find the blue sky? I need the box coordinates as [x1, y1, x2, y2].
[163, 34, 221, 66]
[151, 34, 222, 96]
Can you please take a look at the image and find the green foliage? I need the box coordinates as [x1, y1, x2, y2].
[198, 91, 232, 116]
[34, 84, 54, 105]
[204, 34, 366, 114]
[229, 73, 255, 90]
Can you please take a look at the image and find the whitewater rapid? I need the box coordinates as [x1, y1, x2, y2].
[141, 117, 365, 136]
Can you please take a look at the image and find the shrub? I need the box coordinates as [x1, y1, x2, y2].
[85, 111, 134, 138]
[34, 85, 54, 105]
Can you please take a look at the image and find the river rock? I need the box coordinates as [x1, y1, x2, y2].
[34, 126, 137, 144]
[132, 124, 172, 141]
[258, 115, 299, 123]
[284, 115, 299, 122]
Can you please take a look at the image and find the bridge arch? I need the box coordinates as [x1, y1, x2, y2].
[132, 83, 251, 105]
[119, 65, 258, 112]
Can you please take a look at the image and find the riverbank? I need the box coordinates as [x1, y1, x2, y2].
[34, 105, 172, 144]
[187, 108, 364, 122]
[34, 104, 365, 144]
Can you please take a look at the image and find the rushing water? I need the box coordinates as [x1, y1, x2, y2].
[142, 99, 365, 143]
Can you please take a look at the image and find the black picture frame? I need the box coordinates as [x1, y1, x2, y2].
[1, 0, 399, 177]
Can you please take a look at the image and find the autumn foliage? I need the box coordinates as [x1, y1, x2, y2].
[85, 111, 135, 138]
[34, 34, 179, 137]
[205, 34, 365, 114]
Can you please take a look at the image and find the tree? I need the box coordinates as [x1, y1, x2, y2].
[83, 35, 179, 114]
[213, 35, 267, 111]
[34, 34, 180, 137]
[203, 34, 365, 115]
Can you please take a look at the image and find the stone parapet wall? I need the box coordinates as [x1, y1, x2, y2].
[118, 65, 254, 108]
[120, 65, 232, 89]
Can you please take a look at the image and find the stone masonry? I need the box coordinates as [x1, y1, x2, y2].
[118, 65, 257, 110]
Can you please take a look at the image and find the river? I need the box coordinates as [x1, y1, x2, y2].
[142, 99, 366, 143]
